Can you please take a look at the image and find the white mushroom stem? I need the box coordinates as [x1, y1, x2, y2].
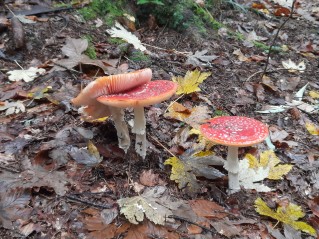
[132, 107, 147, 159]
[224, 146, 240, 192]
[109, 106, 130, 153]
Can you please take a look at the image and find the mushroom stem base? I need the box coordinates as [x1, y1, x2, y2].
[109, 107, 130, 153]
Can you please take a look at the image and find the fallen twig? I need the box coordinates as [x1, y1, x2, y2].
[168, 215, 224, 237]
[65, 194, 115, 209]
[261, 0, 297, 80]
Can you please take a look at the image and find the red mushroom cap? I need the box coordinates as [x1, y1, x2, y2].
[200, 116, 269, 147]
[96, 80, 178, 108]
[71, 68, 152, 106]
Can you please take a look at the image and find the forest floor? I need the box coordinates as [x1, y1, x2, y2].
[1, 0, 319, 238]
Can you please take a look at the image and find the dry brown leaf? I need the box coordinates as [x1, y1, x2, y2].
[139, 169, 162, 187]
[189, 199, 227, 219]
[165, 102, 211, 129]
[124, 221, 179, 239]
[233, 49, 250, 62]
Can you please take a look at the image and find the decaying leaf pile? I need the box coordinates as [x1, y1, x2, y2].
[1, 0, 319, 238]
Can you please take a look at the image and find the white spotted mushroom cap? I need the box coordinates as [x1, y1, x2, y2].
[200, 116, 269, 147]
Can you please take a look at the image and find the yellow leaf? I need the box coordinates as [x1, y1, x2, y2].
[84, 116, 109, 123]
[172, 69, 211, 95]
[245, 150, 292, 180]
[269, 164, 293, 180]
[245, 154, 259, 169]
[193, 150, 214, 157]
[189, 128, 215, 150]
[87, 140, 101, 161]
[305, 122, 319, 135]
[27, 86, 52, 99]
[255, 198, 316, 236]
[164, 156, 200, 193]
[309, 90, 319, 99]
[165, 102, 192, 121]
[260, 150, 280, 168]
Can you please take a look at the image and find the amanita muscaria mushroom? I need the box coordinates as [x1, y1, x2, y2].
[97, 80, 178, 159]
[71, 68, 152, 152]
[200, 116, 269, 192]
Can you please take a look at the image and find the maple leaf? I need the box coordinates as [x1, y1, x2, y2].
[172, 69, 211, 95]
[238, 158, 271, 192]
[245, 150, 293, 180]
[165, 102, 211, 129]
[186, 49, 218, 67]
[106, 21, 146, 51]
[255, 198, 316, 236]
[164, 151, 224, 193]
[117, 186, 182, 225]
[164, 156, 200, 193]
[0, 101, 25, 115]
[7, 67, 45, 82]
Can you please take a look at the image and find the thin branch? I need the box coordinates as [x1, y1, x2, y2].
[168, 215, 225, 237]
[261, 0, 297, 80]
[65, 194, 115, 209]
[149, 135, 176, 158]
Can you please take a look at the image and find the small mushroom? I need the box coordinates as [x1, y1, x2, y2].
[97, 80, 178, 159]
[200, 116, 269, 193]
[71, 68, 152, 152]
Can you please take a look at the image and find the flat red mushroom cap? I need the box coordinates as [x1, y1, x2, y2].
[200, 116, 269, 147]
[97, 80, 178, 108]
